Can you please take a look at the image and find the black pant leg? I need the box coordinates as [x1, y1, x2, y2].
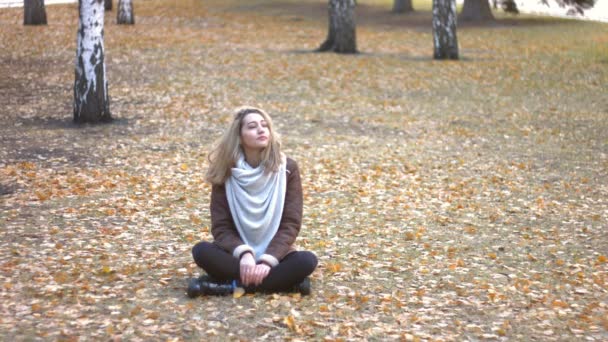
[259, 251, 318, 292]
[191, 241, 240, 281]
[192, 242, 318, 292]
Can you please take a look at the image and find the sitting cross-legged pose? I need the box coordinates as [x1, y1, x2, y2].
[188, 106, 318, 297]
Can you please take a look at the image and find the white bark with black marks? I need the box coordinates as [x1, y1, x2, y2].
[393, 0, 414, 13]
[117, 0, 134, 25]
[459, 0, 495, 22]
[74, 0, 111, 123]
[433, 0, 459, 60]
[317, 0, 357, 54]
[23, 0, 47, 25]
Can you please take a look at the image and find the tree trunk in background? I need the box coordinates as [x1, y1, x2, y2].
[74, 0, 111, 123]
[23, 0, 47, 25]
[317, 0, 357, 54]
[393, 0, 414, 13]
[105, 0, 112, 11]
[459, 0, 494, 22]
[433, 0, 459, 60]
[117, 0, 134, 25]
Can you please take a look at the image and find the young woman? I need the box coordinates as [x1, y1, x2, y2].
[188, 106, 318, 297]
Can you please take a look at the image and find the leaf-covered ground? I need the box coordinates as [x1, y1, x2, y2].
[1, 0, 607, 340]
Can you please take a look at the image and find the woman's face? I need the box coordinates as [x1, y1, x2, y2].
[240, 113, 270, 152]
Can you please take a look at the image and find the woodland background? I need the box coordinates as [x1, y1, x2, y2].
[0, 0, 607, 340]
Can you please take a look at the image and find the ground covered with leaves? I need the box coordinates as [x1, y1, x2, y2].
[1, 0, 607, 340]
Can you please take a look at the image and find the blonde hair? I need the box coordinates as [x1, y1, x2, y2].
[206, 106, 282, 185]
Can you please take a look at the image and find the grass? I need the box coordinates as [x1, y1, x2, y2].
[0, 0, 607, 340]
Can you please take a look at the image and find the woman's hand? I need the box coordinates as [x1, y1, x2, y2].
[239, 252, 257, 286]
[250, 264, 271, 286]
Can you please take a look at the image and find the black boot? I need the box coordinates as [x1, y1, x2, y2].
[265, 277, 312, 296]
[187, 277, 203, 298]
[187, 275, 234, 298]
[294, 277, 311, 296]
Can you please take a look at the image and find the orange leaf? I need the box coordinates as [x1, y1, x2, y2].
[35, 191, 51, 201]
[552, 300, 569, 308]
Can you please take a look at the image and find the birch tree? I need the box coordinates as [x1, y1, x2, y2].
[432, 0, 459, 60]
[117, 0, 134, 25]
[317, 0, 357, 54]
[24, 0, 47, 25]
[74, 0, 111, 123]
[393, 0, 414, 13]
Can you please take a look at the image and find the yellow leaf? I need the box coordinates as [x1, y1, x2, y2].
[283, 315, 300, 333]
[416, 227, 426, 238]
[18, 161, 36, 170]
[326, 262, 342, 273]
[180, 163, 189, 172]
[233, 287, 245, 299]
[190, 213, 202, 225]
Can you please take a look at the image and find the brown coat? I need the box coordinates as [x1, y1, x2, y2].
[210, 157, 303, 262]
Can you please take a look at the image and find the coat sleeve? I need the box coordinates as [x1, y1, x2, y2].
[210, 184, 253, 259]
[260, 158, 303, 266]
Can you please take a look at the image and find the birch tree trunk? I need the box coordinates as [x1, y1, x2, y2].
[74, 0, 111, 123]
[105, 0, 112, 11]
[317, 0, 357, 54]
[459, 0, 494, 22]
[23, 0, 47, 25]
[117, 0, 134, 25]
[433, 0, 459, 60]
[393, 0, 414, 13]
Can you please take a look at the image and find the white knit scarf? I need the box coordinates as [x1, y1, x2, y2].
[225, 154, 287, 260]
